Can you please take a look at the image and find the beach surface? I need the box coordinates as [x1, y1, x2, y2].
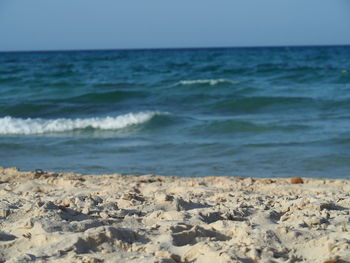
[0, 167, 349, 263]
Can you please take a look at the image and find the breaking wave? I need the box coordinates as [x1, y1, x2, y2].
[0, 112, 162, 135]
[177, 79, 237, 86]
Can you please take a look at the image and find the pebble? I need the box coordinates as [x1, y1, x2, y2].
[291, 177, 304, 184]
[61, 200, 71, 207]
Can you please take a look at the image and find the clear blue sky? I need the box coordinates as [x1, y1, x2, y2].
[0, 0, 350, 51]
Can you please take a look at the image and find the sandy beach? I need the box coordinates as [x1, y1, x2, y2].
[0, 167, 349, 263]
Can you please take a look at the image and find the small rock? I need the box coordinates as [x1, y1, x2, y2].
[291, 177, 304, 184]
[61, 200, 71, 207]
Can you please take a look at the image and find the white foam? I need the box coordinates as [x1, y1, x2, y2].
[178, 79, 237, 86]
[0, 112, 161, 135]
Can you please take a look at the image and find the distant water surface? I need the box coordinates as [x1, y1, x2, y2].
[0, 46, 350, 178]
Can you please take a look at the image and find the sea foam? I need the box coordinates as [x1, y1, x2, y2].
[178, 79, 236, 86]
[0, 111, 160, 135]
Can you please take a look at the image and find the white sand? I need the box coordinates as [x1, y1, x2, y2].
[0, 167, 349, 263]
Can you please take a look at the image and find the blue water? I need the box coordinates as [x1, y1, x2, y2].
[0, 46, 350, 178]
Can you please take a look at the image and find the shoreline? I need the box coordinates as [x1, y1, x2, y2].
[0, 167, 349, 262]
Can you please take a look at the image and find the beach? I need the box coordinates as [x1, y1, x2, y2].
[1, 3, 350, 262]
[0, 167, 349, 263]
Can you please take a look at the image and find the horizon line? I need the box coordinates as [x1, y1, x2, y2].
[1, 43, 350, 54]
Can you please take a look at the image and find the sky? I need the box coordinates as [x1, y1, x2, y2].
[0, 0, 350, 52]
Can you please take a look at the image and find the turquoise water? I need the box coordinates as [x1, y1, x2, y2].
[0, 46, 350, 178]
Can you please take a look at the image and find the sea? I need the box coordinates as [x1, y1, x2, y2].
[0, 46, 350, 178]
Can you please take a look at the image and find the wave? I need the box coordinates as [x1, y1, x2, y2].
[177, 79, 237, 86]
[0, 112, 162, 135]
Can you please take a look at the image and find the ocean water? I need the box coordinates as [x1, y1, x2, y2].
[0, 46, 350, 178]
